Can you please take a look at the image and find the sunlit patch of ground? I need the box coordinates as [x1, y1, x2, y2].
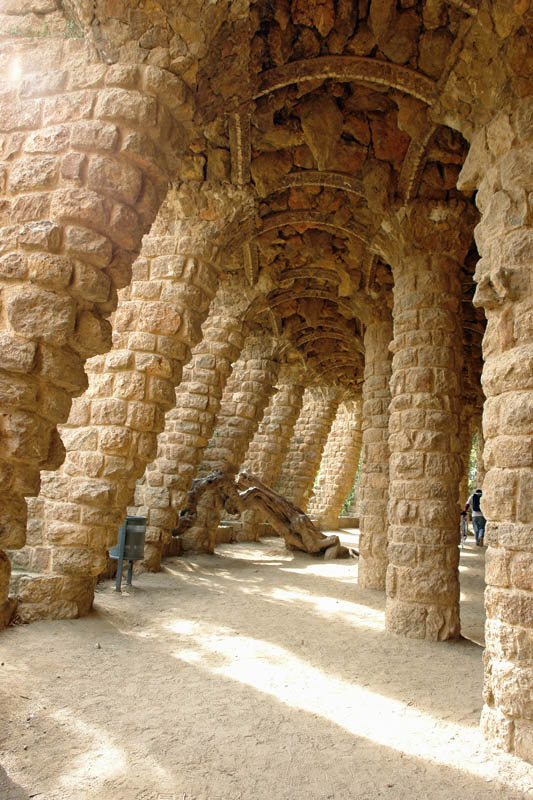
[1, 533, 532, 800]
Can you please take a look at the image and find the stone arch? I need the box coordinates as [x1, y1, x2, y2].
[9, 161, 259, 618]
[174, 329, 286, 554]
[277, 171, 366, 198]
[129, 276, 264, 570]
[254, 56, 438, 104]
[307, 395, 363, 529]
[224, 212, 372, 255]
[275, 384, 342, 510]
[0, 12, 197, 622]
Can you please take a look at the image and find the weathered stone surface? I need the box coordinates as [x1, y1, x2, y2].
[130, 281, 252, 569]
[385, 205, 467, 641]
[358, 318, 393, 589]
[0, 0, 531, 770]
[240, 376, 306, 541]
[179, 335, 280, 554]
[307, 397, 362, 530]
[275, 386, 341, 511]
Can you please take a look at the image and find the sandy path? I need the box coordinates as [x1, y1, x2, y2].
[1, 532, 533, 800]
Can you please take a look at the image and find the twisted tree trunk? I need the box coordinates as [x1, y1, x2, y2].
[174, 470, 356, 560]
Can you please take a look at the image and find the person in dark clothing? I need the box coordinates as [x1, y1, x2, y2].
[465, 488, 486, 546]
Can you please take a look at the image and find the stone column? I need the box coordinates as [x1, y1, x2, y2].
[385, 202, 473, 641]
[0, 26, 193, 622]
[181, 337, 280, 554]
[275, 386, 341, 511]
[458, 101, 533, 760]
[240, 375, 305, 540]
[307, 398, 363, 530]
[475, 423, 487, 489]
[10, 229, 218, 621]
[357, 318, 393, 589]
[458, 407, 475, 507]
[131, 280, 251, 570]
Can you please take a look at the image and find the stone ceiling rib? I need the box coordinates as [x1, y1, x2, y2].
[279, 267, 341, 285]
[254, 57, 438, 105]
[224, 212, 372, 255]
[266, 288, 355, 318]
[398, 124, 438, 202]
[297, 331, 364, 354]
[229, 111, 251, 186]
[277, 171, 365, 198]
[258, 212, 372, 246]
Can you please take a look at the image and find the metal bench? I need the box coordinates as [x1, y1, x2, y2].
[109, 515, 147, 592]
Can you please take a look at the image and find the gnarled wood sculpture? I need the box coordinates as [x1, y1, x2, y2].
[174, 469, 356, 560]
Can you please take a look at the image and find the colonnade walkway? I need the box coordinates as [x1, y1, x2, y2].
[2, 533, 533, 800]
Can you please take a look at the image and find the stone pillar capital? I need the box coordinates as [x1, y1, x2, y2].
[379, 200, 476, 271]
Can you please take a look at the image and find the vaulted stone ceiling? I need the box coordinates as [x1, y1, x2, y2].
[68, 0, 487, 397]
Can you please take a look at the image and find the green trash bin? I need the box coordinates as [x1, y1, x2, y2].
[109, 516, 147, 591]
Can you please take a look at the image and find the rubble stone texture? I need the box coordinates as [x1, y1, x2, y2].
[385, 202, 473, 642]
[180, 337, 280, 553]
[240, 377, 305, 540]
[131, 280, 251, 570]
[0, 0, 531, 765]
[275, 386, 340, 511]
[9, 228, 218, 620]
[307, 397, 363, 529]
[457, 101, 533, 761]
[357, 319, 393, 589]
[0, 20, 195, 620]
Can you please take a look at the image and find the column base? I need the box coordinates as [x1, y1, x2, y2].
[385, 598, 460, 641]
[358, 557, 386, 590]
[0, 597, 17, 629]
[9, 573, 96, 623]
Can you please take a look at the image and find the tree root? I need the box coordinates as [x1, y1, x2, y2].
[174, 469, 357, 560]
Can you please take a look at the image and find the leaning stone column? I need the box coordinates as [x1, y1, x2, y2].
[10, 227, 218, 621]
[357, 317, 393, 589]
[0, 26, 194, 622]
[181, 336, 280, 554]
[307, 397, 363, 530]
[385, 201, 473, 641]
[275, 386, 341, 511]
[131, 279, 252, 570]
[458, 101, 533, 759]
[240, 372, 306, 540]
[475, 423, 487, 489]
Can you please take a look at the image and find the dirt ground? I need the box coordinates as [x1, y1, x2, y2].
[2, 530, 533, 800]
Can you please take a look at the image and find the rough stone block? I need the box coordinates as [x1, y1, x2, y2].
[7, 286, 75, 345]
[64, 225, 113, 268]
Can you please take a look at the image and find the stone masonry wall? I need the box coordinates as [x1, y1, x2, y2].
[131, 279, 251, 570]
[307, 397, 362, 530]
[357, 318, 393, 589]
[0, 18, 193, 623]
[180, 336, 280, 554]
[9, 229, 218, 621]
[458, 99, 533, 761]
[275, 385, 340, 511]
